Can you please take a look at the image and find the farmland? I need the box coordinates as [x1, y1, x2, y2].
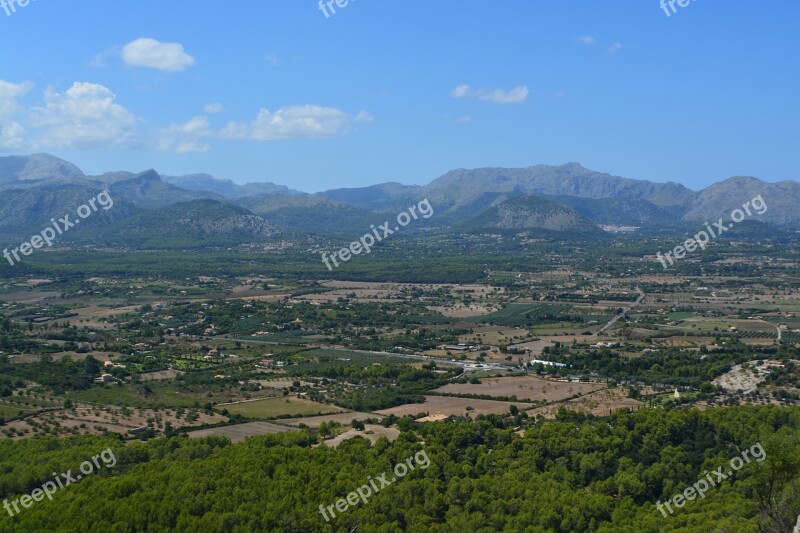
[220, 397, 345, 419]
[376, 395, 529, 417]
[432, 376, 605, 402]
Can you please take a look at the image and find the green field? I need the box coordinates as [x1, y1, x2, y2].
[221, 397, 344, 419]
[667, 311, 695, 320]
[71, 381, 232, 408]
[0, 402, 25, 419]
[471, 304, 572, 326]
[285, 349, 411, 376]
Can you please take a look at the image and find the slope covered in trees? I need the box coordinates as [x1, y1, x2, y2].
[0, 406, 798, 532]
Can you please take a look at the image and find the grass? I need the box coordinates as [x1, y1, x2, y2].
[71, 382, 219, 408]
[70, 384, 143, 407]
[0, 402, 26, 418]
[221, 397, 344, 419]
[470, 304, 572, 327]
[285, 349, 410, 375]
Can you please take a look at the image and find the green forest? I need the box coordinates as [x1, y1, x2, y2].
[1, 405, 798, 532]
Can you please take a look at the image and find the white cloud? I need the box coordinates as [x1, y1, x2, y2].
[29, 82, 138, 149]
[577, 35, 596, 45]
[156, 116, 211, 153]
[451, 84, 529, 104]
[355, 111, 375, 123]
[0, 80, 32, 150]
[221, 105, 366, 141]
[456, 115, 473, 124]
[89, 47, 118, 69]
[203, 103, 224, 114]
[607, 42, 623, 54]
[451, 84, 471, 99]
[2, 77, 368, 154]
[122, 38, 195, 72]
[264, 53, 280, 67]
[555, 90, 566, 99]
[0, 122, 27, 150]
[0, 80, 32, 118]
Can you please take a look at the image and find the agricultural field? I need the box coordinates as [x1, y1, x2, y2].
[282, 411, 379, 428]
[526, 387, 644, 418]
[322, 425, 400, 448]
[376, 395, 529, 418]
[220, 397, 345, 419]
[69, 379, 276, 409]
[432, 376, 605, 402]
[187, 421, 294, 443]
[1, 406, 219, 440]
[470, 304, 573, 327]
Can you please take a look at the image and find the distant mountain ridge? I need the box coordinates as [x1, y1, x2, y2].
[424, 163, 695, 209]
[317, 163, 700, 224]
[162, 173, 303, 198]
[0, 153, 84, 184]
[683, 176, 796, 225]
[0, 153, 798, 246]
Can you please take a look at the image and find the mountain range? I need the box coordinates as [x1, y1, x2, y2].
[0, 153, 797, 245]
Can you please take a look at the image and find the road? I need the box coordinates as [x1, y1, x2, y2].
[594, 287, 645, 337]
[760, 320, 782, 342]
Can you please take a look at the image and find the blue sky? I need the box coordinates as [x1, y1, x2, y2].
[1, 0, 798, 192]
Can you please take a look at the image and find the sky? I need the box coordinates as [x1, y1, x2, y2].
[1, 0, 798, 193]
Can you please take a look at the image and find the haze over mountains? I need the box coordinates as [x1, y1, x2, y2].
[0, 153, 797, 243]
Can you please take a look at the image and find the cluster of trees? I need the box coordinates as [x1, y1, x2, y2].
[1, 355, 101, 394]
[0, 315, 37, 353]
[541, 343, 797, 387]
[314, 365, 452, 412]
[0, 406, 797, 531]
[160, 298, 462, 349]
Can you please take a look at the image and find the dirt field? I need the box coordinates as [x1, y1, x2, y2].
[322, 424, 400, 448]
[713, 361, 767, 393]
[526, 387, 644, 418]
[505, 339, 557, 356]
[56, 304, 143, 329]
[187, 421, 295, 443]
[428, 304, 499, 318]
[1, 407, 219, 440]
[0, 290, 60, 304]
[139, 369, 183, 381]
[376, 396, 528, 418]
[432, 376, 605, 402]
[282, 411, 379, 428]
[455, 326, 529, 347]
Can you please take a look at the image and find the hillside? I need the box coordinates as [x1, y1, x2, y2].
[683, 176, 799, 226]
[235, 194, 376, 235]
[90, 200, 279, 247]
[0, 153, 84, 184]
[462, 195, 602, 234]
